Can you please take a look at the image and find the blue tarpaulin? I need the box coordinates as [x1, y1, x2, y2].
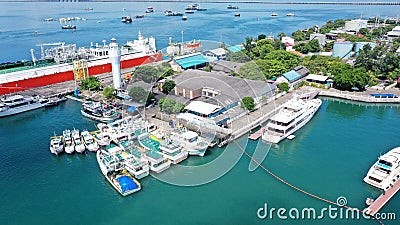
[116, 176, 138, 192]
[175, 54, 209, 69]
[127, 106, 136, 112]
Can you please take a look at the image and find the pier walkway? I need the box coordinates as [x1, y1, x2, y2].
[65, 95, 85, 103]
[365, 180, 400, 216]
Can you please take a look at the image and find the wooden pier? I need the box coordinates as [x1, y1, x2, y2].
[248, 128, 265, 140]
[365, 180, 400, 216]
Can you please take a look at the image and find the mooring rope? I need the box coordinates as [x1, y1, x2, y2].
[233, 140, 384, 225]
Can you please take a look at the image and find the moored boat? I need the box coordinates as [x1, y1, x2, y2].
[227, 5, 239, 9]
[81, 130, 99, 152]
[50, 134, 64, 155]
[363, 147, 400, 191]
[170, 127, 209, 157]
[81, 101, 121, 123]
[96, 148, 141, 196]
[63, 129, 75, 154]
[145, 6, 154, 13]
[0, 32, 162, 95]
[0, 95, 47, 118]
[72, 128, 85, 153]
[262, 96, 322, 144]
[61, 25, 76, 29]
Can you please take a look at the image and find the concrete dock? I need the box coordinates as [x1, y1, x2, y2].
[365, 180, 400, 216]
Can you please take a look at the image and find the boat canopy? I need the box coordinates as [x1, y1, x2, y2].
[116, 176, 138, 192]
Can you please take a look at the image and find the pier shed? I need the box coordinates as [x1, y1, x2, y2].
[203, 48, 227, 61]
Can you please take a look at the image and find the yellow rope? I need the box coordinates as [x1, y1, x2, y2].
[233, 141, 384, 225]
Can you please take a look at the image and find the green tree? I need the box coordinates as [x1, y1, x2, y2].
[323, 41, 334, 51]
[80, 76, 101, 90]
[278, 32, 286, 39]
[226, 51, 250, 63]
[308, 39, 321, 52]
[158, 98, 185, 114]
[241, 96, 255, 111]
[277, 82, 289, 92]
[264, 50, 300, 69]
[333, 66, 369, 91]
[134, 65, 159, 83]
[258, 34, 266, 40]
[162, 80, 176, 94]
[294, 42, 311, 54]
[128, 86, 153, 104]
[292, 30, 306, 42]
[358, 28, 370, 36]
[102, 86, 115, 100]
[237, 61, 265, 80]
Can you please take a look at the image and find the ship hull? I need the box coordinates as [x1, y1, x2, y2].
[0, 53, 162, 95]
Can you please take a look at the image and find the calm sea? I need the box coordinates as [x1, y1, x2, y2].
[0, 2, 399, 63]
[1, 2, 400, 225]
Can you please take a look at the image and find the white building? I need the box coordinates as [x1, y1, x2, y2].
[309, 33, 326, 46]
[344, 19, 368, 32]
[387, 26, 400, 39]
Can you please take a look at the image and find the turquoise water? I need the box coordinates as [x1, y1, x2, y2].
[0, 2, 399, 63]
[1, 98, 400, 224]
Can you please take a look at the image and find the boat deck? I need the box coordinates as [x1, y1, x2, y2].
[365, 179, 400, 216]
[248, 128, 264, 140]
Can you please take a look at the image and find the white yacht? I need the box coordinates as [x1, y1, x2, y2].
[63, 129, 75, 154]
[72, 128, 85, 153]
[262, 96, 322, 144]
[170, 128, 209, 157]
[159, 138, 188, 164]
[96, 147, 141, 196]
[364, 147, 400, 191]
[0, 95, 47, 117]
[50, 134, 64, 155]
[92, 130, 111, 146]
[121, 151, 150, 179]
[81, 130, 99, 152]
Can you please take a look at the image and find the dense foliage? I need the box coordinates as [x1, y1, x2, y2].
[133, 63, 174, 84]
[80, 76, 101, 90]
[158, 98, 185, 114]
[128, 86, 154, 104]
[277, 82, 289, 92]
[241, 96, 255, 111]
[162, 80, 176, 94]
[102, 86, 115, 100]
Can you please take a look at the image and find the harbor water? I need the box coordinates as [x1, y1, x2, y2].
[0, 1, 399, 63]
[1, 97, 400, 224]
[1, 2, 400, 225]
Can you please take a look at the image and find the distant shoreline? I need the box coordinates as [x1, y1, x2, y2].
[1, 1, 400, 6]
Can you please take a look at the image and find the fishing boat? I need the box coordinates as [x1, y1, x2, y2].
[145, 6, 154, 13]
[182, 15, 188, 21]
[61, 24, 76, 30]
[81, 130, 99, 152]
[139, 132, 188, 164]
[164, 10, 183, 16]
[63, 129, 75, 154]
[235, 13, 241, 17]
[72, 128, 85, 153]
[120, 150, 150, 179]
[227, 5, 239, 9]
[50, 134, 64, 155]
[363, 147, 400, 191]
[170, 127, 209, 157]
[96, 148, 141, 196]
[92, 130, 111, 146]
[262, 96, 322, 144]
[136, 15, 145, 19]
[45, 96, 67, 107]
[81, 101, 121, 123]
[0, 95, 47, 117]
[185, 10, 195, 14]
[0, 31, 162, 95]
[121, 16, 133, 23]
[271, 12, 278, 16]
[286, 13, 295, 16]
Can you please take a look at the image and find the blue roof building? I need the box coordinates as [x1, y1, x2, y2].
[228, 45, 244, 53]
[174, 53, 209, 69]
[282, 70, 301, 82]
[332, 42, 353, 59]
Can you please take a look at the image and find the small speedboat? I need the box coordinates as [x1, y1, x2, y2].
[61, 25, 76, 30]
[121, 16, 133, 23]
[72, 128, 85, 153]
[136, 14, 145, 19]
[182, 15, 188, 21]
[286, 13, 295, 16]
[235, 13, 240, 17]
[271, 12, 278, 17]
